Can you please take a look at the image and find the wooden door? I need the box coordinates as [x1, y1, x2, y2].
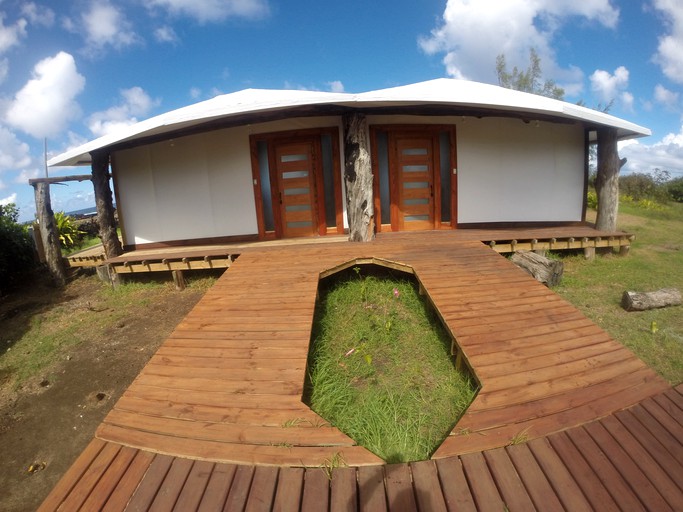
[273, 140, 319, 238]
[394, 136, 436, 231]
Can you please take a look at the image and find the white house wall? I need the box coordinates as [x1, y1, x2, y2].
[113, 116, 343, 246]
[367, 115, 585, 224]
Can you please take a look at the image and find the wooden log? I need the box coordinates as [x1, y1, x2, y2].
[91, 150, 122, 260]
[342, 112, 374, 242]
[510, 251, 564, 287]
[32, 181, 67, 286]
[621, 288, 681, 312]
[172, 270, 186, 291]
[595, 127, 626, 232]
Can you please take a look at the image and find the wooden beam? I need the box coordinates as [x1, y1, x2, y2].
[342, 112, 374, 242]
[28, 174, 110, 186]
[91, 151, 122, 261]
[32, 182, 67, 286]
[595, 127, 625, 232]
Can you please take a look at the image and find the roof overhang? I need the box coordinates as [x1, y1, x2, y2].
[48, 78, 651, 167]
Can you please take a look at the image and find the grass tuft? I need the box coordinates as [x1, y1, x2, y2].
[305, 267, 477, 463]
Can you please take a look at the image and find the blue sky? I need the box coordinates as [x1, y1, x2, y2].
[0, 0, 682, 221]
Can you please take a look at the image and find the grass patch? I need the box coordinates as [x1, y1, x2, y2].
[555, 202, 683, 384]
[304, 266, 477, 463]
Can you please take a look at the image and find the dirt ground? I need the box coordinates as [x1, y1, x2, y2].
[0, 270, 209, 512]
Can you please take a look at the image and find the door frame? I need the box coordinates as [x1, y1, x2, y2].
[370, 124, 457, 233]
[250, 127, 344, 240]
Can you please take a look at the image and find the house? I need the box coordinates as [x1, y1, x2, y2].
[47, 78, 650, 251]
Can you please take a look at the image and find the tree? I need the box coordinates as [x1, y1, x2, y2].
[496, 48, 565, 100]
[0, 203, 35, 292]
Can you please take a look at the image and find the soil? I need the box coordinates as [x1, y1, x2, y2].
[0, 270, 209, 512]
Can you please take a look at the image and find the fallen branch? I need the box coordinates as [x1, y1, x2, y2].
[510, 251, 563, 287]
[621, 288, 681, 312]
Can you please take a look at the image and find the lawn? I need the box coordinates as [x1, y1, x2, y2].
[555, 202, 683, 384]
[304, 266, 477, 463]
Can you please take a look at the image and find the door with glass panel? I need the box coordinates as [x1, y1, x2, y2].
[393, 135, 436, 231]
[273, 140, 319, 238]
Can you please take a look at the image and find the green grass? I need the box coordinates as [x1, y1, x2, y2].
[304, 267, 477, 463]
[555, 201, 683, 384]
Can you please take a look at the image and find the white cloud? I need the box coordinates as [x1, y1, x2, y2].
[327, 80, 345, 93]
[21, 2, 56, 27]
[5, 51, 85, 138]
[0, 57, 8, 83]
[154, 25, 179, 43]
[0, 126, 32, 171]
[419, 0, 619, 89]
[14, 167, 40, 184]
[654, 84, 680, 109]
[87, 86, 159, 137]
[589, 66, 632, 107]
[0, 192, 17, 206]
[620, 125, 683, 174]
[189, 87, 201, 99]
[80, 0, 140, 54]
[147, 0, 269, 23]
[0, 13, 27, 54]
[653, 0, 683, 84]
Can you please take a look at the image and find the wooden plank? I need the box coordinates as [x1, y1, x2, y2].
[38, 438, 106, 512]
[357, 465, 387, 512]
[565, 426, 645, 511]
[148, 456, 193, 510]
[126, 453, 174, 511]
[301, 468, 330, 512]
[197, 463, 236, 512]
[616, 407, 683, 484]
[384, 464, 417, 512]
[482, 448, 535, 511]
[505, 443, 563, 512]
[410, 460, 447, 512]
[582, 421, 671, 511]
[173, 460, 215, 511]
[80, 446, 138, 511]
[639, 397, 683, 446]
[56, 441, 121, 511]
[273, 467, 304, 512]
[245, 466, 279, 512]
[545, 431, 619, 511]
[434, 457, 476, 512]
[224, 465, 255, 511]
[526, 437, 592, 511]
[330, 467, 358, 512]
[600, 414, 682, 508]
[458, 452, 504, 511]
[102, 449, 155, 512]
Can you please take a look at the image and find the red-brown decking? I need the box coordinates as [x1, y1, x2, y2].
[41, 232, 681, 510]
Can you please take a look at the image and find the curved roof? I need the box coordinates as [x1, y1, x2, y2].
[48, 78, 650, 167]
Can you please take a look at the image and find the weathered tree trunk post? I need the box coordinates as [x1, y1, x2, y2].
[595, 127, 626, 232]
[91, 150, 123, 285]
[342, 112, 375, 242]
[32, 182, 67, 286]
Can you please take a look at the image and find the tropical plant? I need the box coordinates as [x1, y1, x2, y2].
[54, 211, 85, 249]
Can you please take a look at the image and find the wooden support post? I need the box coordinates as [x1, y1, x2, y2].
[619, 245, 630, 256]
[92, 151, 123, 286]
[584, 247, 596, 260]
[595, 127, 626, 232]
[172, 270, 186, 291]
[32, 181, 67, 287]
[342, 112, 374, 242]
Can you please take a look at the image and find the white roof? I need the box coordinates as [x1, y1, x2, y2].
[49, 78, 650, 167]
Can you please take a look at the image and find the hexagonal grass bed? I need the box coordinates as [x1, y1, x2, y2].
[302, 259, 479, 463]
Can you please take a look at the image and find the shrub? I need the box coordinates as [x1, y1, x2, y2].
[586, 190, 598, 209]
[668, 177, 683, 203]
[0, 204, 35, 292]
[54, 211, 86, 249]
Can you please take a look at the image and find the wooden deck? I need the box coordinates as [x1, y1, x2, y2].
[40, 387, 683, 510]
[42, 231, 681, 510]
[66, 224, 633, 271]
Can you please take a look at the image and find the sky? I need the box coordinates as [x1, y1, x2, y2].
[0, 0, 682, 222]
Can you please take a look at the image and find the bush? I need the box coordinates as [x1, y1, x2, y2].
[0, 204, 36, 292]
[586, 190, 598, 209]
[668, 177, 683, 203]
[54, 211, 86, 249]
